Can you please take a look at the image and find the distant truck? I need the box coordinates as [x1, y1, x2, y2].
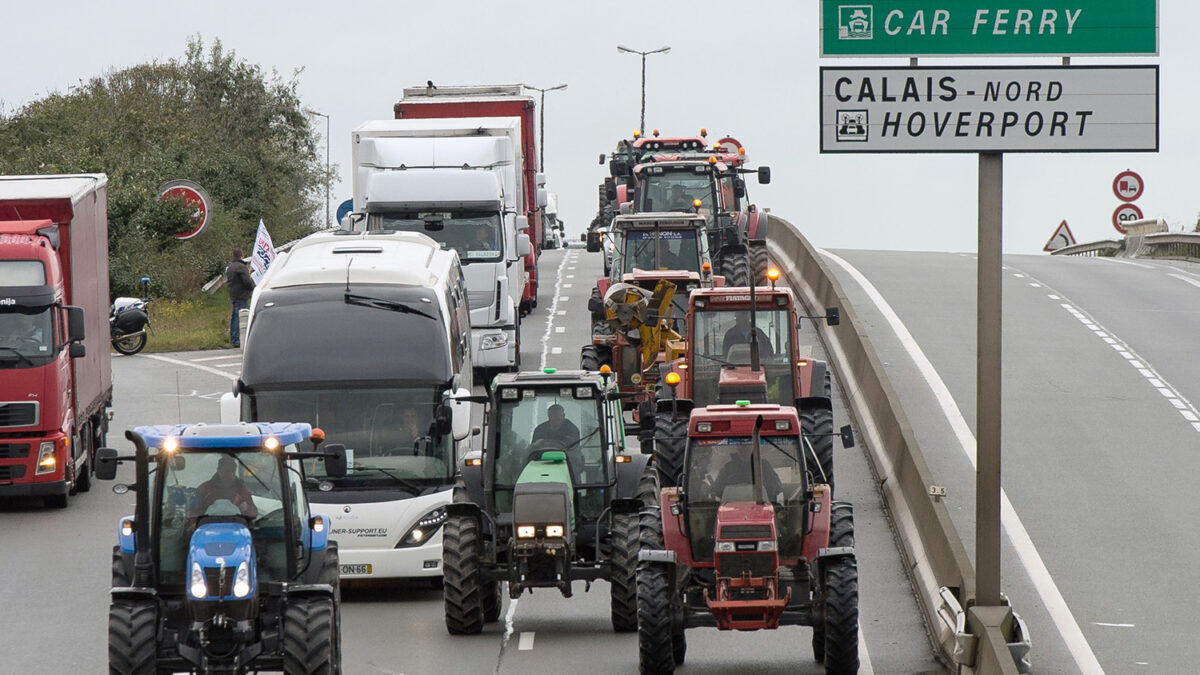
[222, 230, 476, 583]
[0, 174, 112, 508]
[394, 84, 547, 314]
[350, 118, 532, 372]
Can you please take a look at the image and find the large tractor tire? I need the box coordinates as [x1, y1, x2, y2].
[719, 251, 750, 287]
[812, 503, 857, 669]
[636, 504, 676, 674]
[482, 581, 503, 623]
[111, 546, 130, 588]
[108, 598, 158, 675]
[609, 511, 639, 632]
[589, 286, 605, 321]
[282, 596, 336, 675]
[636, 463, 659, 508]
[442, 516, 485, 635]
[314, 542, 342, 673]
[749, 241, 769, 286]
[580, 344, 602, 372]
[653, 414, 688, 488]
[800, 407, 835, 492]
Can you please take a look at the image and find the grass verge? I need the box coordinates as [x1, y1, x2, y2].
[136, 290, 235, 354]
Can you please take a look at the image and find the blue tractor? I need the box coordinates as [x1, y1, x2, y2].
[96, 422, 348, 674]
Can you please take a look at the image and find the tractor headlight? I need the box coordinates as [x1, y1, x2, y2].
[232, 561, 251, 598]
[35, 442, 56, 475]
[545, 524, 565, 538]
[716, 541, 735, 553]
[189, 562, 207, 599]
[757, 540, 777, 552]
[517, 525, 536, 539]
[397, 507, 448, 548]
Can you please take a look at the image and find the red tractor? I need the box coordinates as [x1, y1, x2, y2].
[650, 271, 842, 490]
[635, 402, 859, 674]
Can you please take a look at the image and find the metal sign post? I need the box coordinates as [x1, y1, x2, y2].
[977, 152, 1002, 608]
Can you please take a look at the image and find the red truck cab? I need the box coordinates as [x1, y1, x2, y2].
[0, 175, 112, 508]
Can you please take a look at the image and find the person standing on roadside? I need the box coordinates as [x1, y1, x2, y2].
[225, 248, 255, 348]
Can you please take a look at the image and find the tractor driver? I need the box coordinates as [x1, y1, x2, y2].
[667, 184, 691, 211]
[722, 312, 774, 359]
[703, 443, 785, 504]
[530, 403, 580, 451]
[197, 455, 259, 518]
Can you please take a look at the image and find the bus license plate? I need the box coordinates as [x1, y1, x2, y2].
[339, 564, 371, 575]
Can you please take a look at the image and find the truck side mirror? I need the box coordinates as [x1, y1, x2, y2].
[515, 215, 529, 232]
[69, 343, 86, 358]
[535, 172, 546, 188]
[825, 307, 840, 326]
[757, 166, 771, 184]
[586, 231, 602, 253]
[65, 305, 85, 342]
[536, 189, 548, 209]
[322, 444, 347, 478]
[95, 447, 118, 480]
[219, 392, 240, 424]
[517, 233, 532, 258]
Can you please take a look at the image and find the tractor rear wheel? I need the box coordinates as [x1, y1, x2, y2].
[442, 516, 485, 635]
[282, 596, 335, 675]
[580, 344, 601, 372]
[590, 286, 605, 321]
[482, 581, 503, 623]
[719, 251, 750, 287]
[636, 462, 659, 508]
[750, 241, 769, 286]
[800, 407, 835, 492]
[111, 546, 130, 588]
[653, 414, 688, 488]
[108, 598, 157, 675]
[609, 512, 639, 632]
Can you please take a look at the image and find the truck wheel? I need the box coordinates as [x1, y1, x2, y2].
[720, 252, 750, 287]
[442, 515, 484, 635]
[282, 596, 335, 675]
[580, 345, 601, 372]
[800, 407, 835, 492]
[482, 581, 502, 623]
[749, 241, 769, 286]
[108, 598, 158, 675]
[75, 427, 92, 493]
[653, 414, 688, 488]
[636, 550, 676, 674]
[113, 333, 148, 356]
[609, 511, 639, 632]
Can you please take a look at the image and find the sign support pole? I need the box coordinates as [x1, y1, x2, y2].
[976, 152, 1003, 607]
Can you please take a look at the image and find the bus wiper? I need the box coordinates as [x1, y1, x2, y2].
[348, 464, 425, 494]
[344, 293, 436, 321]
[0, 346, 34, 367]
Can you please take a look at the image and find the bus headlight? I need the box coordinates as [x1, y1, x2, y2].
[397, 507, 448, 548]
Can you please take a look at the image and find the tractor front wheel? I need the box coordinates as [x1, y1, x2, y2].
[653, 414, 688, 488]
[108, 598, 157, 675]
[637, 561, 676, 674]
[482, 580, 503, 623]
[814, 503, 858, 672]
[749, 241, 769, 286]
[442, 516, 485, 635]
[719, 250, 750, 287]
[314, 542, 342, 673]
[282, 596, 335, 675]
[609, 511, 639, 632]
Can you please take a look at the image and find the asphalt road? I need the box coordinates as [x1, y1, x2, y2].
[0, 246, 941, 674]
[826, 250, 1200, 674]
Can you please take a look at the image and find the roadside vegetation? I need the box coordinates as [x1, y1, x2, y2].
[0, 36, 331, 350]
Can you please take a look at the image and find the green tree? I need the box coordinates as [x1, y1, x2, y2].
[0, 36, 333, 297]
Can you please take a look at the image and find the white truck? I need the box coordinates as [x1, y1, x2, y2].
[350, 118, 532, 373]
[222, 230, 475, 583]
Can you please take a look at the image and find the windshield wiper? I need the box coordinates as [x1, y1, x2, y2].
[762, 436, 801, 464]
[347, 464, 426, 494]
[344, 293, 437, 321]
[695, 351, 734, 366]
[0, 346, 35, 367]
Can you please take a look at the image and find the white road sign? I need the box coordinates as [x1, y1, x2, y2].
[820, 65, 1158, 153]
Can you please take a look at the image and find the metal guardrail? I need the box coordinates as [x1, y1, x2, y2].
[1053, 230, 1200, 262]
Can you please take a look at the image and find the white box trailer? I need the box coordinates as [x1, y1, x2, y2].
[351, 118, 531, 372]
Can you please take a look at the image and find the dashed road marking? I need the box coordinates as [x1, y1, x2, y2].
[518, 632, 535, 650]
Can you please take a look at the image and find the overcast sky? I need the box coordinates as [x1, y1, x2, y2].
[2, 1, 1190, 254]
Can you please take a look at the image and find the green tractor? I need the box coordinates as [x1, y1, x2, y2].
[442, 368, 656, 634]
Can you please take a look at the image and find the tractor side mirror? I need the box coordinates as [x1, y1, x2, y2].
[757, 166, 771, 184]
[604, 182, 618, 202]
[599, 153, 606, 165]
[826, 307, 840, 326]
[170, 455, 186, 471]
[734, 178, 746, 199]
[840, 425, 855, 449]
[323, 444, 347, 478]
[586, 231, 602, 253]
[66, 305, 86, 342]
[95, 447, 119, 480]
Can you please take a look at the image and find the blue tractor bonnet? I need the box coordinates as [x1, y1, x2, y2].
[133, 422, 311, 449]
[186, 522, 257, 602]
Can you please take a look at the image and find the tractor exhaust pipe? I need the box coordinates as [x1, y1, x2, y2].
[749, 259, 761, 372]
[752, 415, 765, 505]
[126, 429, 154, 588]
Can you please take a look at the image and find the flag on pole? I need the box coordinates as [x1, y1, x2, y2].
[250, 219, 276, 284]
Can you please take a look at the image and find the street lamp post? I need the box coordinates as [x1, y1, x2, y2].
[616, 45, 670, 133]
[521, 83, 568, 171]
[305, 108, 331, 229]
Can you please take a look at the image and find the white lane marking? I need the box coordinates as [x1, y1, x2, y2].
[501, 590, 519, 653]
[566, 274, 575, 278]
[1013, 273, 1026, 278]
[555, 326, 565, 333]
[539, 253, 573, 369]
[518, 632, 535, 650]
[1048, 294, 1061, 300]
[562, 284, 573, 288]
[141, 353, 237, 381]
[858, 626, 876, 675]
[1168, 273, 1200, 289]
[1093, 622, 1136, 628]
[820, 250, 1105, 674]
[557, 310, 567, 316]
[1096, 257, 1154, 269]
[551, 347, 562, 355]
[1029, 283, 1042, 288]
[191, 353, 240, 362]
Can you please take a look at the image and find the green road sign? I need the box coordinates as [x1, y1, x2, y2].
[820, 1, 1158, 56]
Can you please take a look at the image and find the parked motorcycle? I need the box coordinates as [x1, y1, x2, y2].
[111, 277, 151, 355]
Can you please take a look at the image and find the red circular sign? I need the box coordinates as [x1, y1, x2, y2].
[1112, 203, 1143, 234]
[157, 180, 211, 240]
[1112, 170, 1144, 203]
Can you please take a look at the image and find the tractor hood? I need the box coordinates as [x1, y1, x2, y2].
[186, 521, 257, 603]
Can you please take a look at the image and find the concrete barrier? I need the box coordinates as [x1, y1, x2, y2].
[765, 215, 1004, 671]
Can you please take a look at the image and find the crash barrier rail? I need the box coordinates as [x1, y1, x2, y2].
[1054, 221, 1200, 262]
[765, 215, 1027, 674]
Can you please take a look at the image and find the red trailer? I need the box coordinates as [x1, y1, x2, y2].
[394, 84, 546, 313]
[0, 174, 112, 508]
